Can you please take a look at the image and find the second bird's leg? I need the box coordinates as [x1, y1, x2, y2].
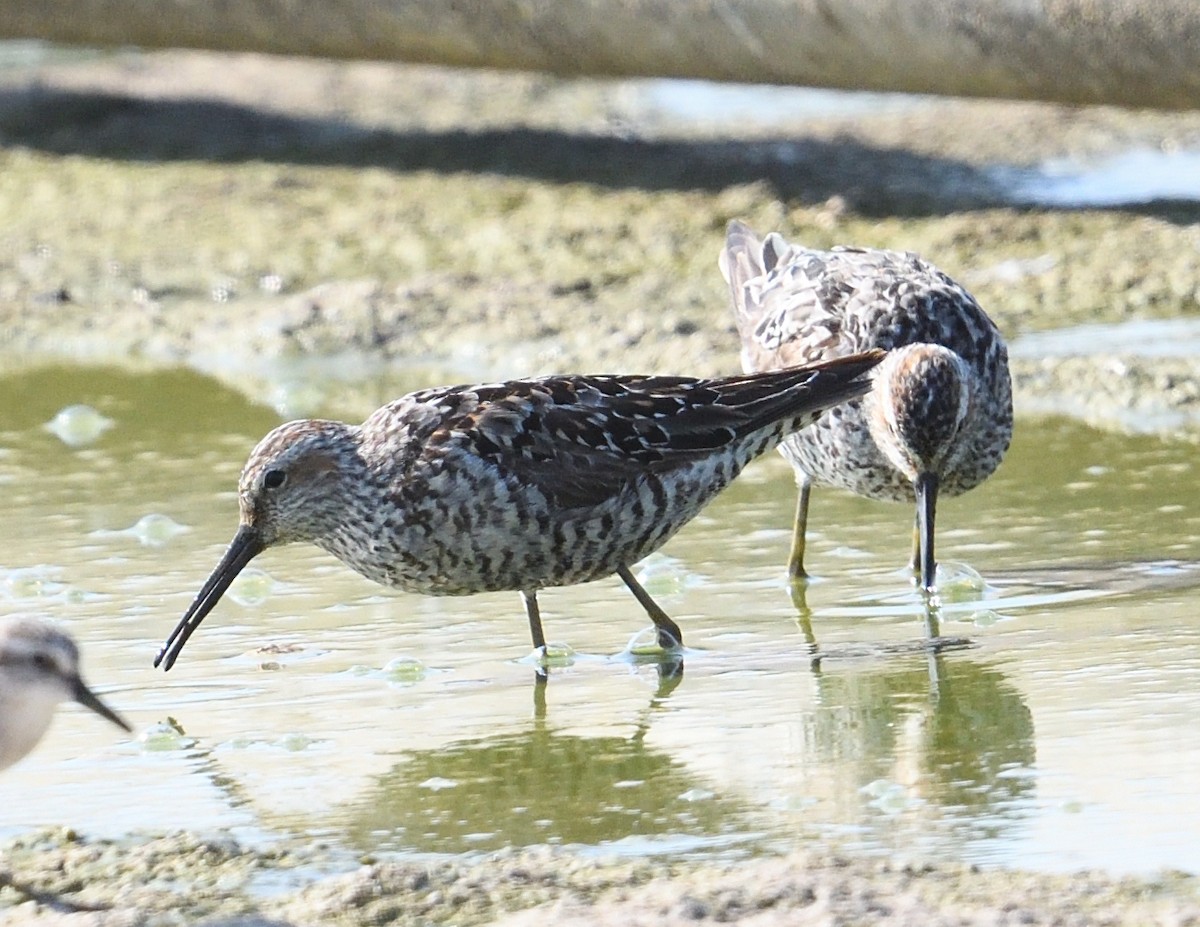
[617, 564, 683, 650]
[787, 480, 813, 583]
[909, 513, 921, 576]
[521, 589, 547, 652]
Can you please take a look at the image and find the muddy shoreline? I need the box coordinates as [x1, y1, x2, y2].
[3, 829, 1198, 926]
[1, 49, 1200, 429]
[1, 48, 1199, 924]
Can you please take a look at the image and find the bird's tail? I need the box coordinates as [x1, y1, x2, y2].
[718, 219, 768, 332]
[711, 350, 883, 442]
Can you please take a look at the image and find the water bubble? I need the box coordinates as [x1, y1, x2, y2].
[861, 778, 916, 814]
[2, 567, 66, 599]
[540, 641, 575, 667]
[228, 568, 275, 606]
[963, 609, 1001, 627]
[621, 626, 667, 657]
[933, 561, 988, 602]
[633, 553, 703, 597]
[382, 656, 427, 685]
[44, 404, 114, 447]
[517, 641, 575, 668]
[277, 733, 318, 752]
[138, 720, 196, 752]
[125, 513, 190, 547]
[419, 777, 459, 791]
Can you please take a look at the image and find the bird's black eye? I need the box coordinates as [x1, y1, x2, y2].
[263, 469, 286, 490]
[30, 652, 54, 673]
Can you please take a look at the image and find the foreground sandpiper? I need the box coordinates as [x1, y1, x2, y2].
[0, 616, 131, 770]
[720, 220, 1012, 591]
[155, 355, 882, 669]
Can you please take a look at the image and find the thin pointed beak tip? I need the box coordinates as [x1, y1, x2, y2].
[153, 637, 180, 671]
[155, 524, 265, 672]
[73, 678, 133, 733]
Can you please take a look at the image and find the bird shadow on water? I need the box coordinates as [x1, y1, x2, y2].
[339, 703, 746, 857]
[786, 557, 1200, 643]
[982, 558, 1200, 608]
[795, 649, 1037, 852]
[534, 653, 685, 706]
[333, 641, 1037, 858]
[788, 576, 973, 681]
[22, 628, 1038, 869]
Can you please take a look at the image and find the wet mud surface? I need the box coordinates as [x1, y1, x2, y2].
[3, 829, 1199, 926]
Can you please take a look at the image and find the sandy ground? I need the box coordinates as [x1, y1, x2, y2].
[1, 47, 1199, 924]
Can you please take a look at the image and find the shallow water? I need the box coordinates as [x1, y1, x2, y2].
[993, 147, 1200, 207]
[1012, 317, 1200, 360]
[1, 365, 1199, 876]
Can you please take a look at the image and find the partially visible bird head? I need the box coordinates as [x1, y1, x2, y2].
[0, 617, 130, 770]
[238, 420, 360, 547]
[868, 343, 972, 482]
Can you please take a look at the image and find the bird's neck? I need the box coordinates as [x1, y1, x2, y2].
[0, 687, 59, 770]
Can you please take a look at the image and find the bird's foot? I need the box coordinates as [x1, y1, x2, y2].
[521, 641, 575, 668]
[623, 626, 687, 662]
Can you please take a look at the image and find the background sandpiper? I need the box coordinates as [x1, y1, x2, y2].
[720, 220, 1012, 592]
[0, 616, 131, 771]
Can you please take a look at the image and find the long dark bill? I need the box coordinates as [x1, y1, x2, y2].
[72, 676, 133, 732]
[915, 471, 939, 594]
[154, 525, 266, 671]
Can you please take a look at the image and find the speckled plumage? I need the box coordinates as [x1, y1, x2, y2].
[719, 220, 1012, 590]
[0, 616, 130, 770]
[155, 355, 883, 670]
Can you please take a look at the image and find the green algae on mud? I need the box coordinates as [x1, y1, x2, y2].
[0, 147, 1196, 364]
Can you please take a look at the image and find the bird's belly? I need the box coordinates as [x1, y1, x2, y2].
[319, 470, 731, 596]
[780, 411, 1002, 502]
[780, 411, 912, 501]
[332, 521, 677, 596]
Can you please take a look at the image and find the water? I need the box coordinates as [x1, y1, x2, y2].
[637, 79, 930, 127]
[1012, 317, 1200, 360]
[994, 148, 1200, 207]
[632, 78, 1200, 208]
[1, 365, 1199, 875]
[641, 79, 1200, 208]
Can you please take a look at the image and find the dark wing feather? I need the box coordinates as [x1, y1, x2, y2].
[434, 376, 745, 509]
[413, 357, 880, 510]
